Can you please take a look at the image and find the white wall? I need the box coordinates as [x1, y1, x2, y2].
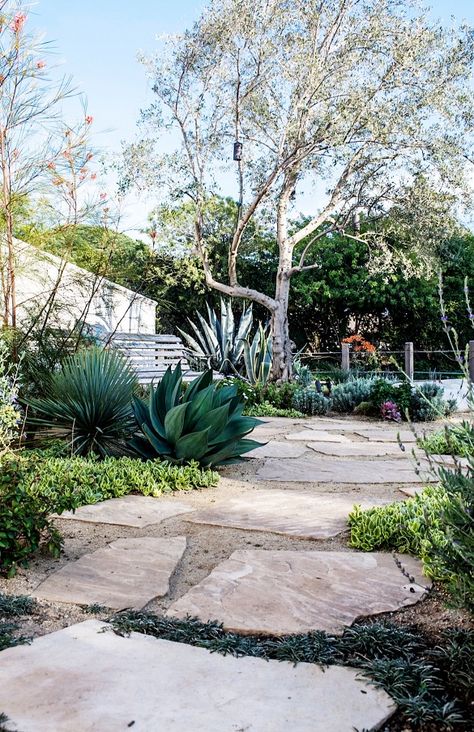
[3, 238, 157, 334]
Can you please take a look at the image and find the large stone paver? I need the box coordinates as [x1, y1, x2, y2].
[187, 489, 387, 539]
[286, 430, 351, 442]
[246, 440, 309, 459]
[56, 495, 194, 527]
[34, 537, 186, 610]
[167, 550, 429, 635]
[354, 428, 417, 443]
[0, 620, 395, 732]
[256, 456, 433, 483]
[307, 442, 407, 457]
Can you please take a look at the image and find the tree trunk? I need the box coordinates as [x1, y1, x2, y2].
[271, 264, 293, 382]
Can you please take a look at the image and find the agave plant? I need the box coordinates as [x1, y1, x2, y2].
[130, 364, 262, 466]
[243, 324, 273, 385]
[27, 347, 138, 456]
[178, 298, 254, 375]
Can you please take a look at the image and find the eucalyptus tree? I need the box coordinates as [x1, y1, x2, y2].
[127, 0, 474, 381]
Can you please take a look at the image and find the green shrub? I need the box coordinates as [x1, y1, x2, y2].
[369, 378, 412, 416]
[244, 402, 304, 418]
[131, 365, 261, 466]
[432, 457, 474, 610]
[330, 377, 375, 413]
[292, 387, 331, 415]
[353, 400, 373, 416]
[0, 453, 62, 577]
[410, 382, 456, 422]
[419, 423, 473, 458]
[27, 348, 138, 456]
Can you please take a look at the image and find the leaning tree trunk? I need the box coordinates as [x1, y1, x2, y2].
[270, 266, 293, 382]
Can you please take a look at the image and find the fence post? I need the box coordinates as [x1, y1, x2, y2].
[341, 342, 350, 372]
[404, 342, 414, 381]
[469, 340, 474, 382]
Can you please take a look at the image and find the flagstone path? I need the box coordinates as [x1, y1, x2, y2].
[187, 489, 388, 539]
[34, 537, 187, 609]
[57, 494, 194, 527]
[0, 620, 395, 732]
[1, 414, 450, 731]
[167, 549, 429, 635]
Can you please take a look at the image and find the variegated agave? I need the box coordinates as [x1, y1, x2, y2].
[178, 299, 254, 375]
[130, 364, 262, 466]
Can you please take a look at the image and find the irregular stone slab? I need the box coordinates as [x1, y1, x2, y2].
[187, 489, 387, 539]
[256, 457, 434, 483]
[399, 486, 421, 498]
[354, 428, 417, 443]
[246, 441, 309, 459]
[307, 442, 408, 457]
[0, 620, 395, 732]
[167, 550, 429, 635]
[286, 430, 351, 442]
[34, 537, 186, 610]
[56, 495, 194, 527]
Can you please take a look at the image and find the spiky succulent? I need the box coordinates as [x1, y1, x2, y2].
[27, 348, 137, 456]
[178, 299, 254, 375]
[130, 364, 262, 466]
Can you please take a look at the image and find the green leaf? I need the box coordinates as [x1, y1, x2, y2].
[164, 402, 189, 445]
[175, 428, 210, 461]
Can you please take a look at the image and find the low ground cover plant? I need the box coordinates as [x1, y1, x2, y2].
[0, 591, 35, 652]
[111, 611, 474, 730]
[419, 423, 473, 457]
[0, 447, 218, 576]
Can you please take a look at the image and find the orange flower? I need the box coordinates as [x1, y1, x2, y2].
[342, 335, 376, 353]
[36, 60, 46, 70]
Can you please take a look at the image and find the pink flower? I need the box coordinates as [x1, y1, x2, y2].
[86, 152, 93, 161]
[85, 115, 93, 125]
[36, 60, 46, 70]
[10, 13, 27, 33]
[90, 173, 97, 180]
[99, 192, 107, 200]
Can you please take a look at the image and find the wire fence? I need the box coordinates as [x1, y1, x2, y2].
[300, 342, 474, 381]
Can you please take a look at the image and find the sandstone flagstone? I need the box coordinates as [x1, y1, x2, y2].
[0, 620, 395, 732]
[286, 430, 351, 442]
[354, 428, 417, 443]
[187, 489, 387, 539]
[307, 442, 408, 457]
[256, 456, 433, 483]
[55, 495, 194, 528]
[34, 537, 186, 609]
[246, 441, 309, 458]
[167, 549, 429, 635]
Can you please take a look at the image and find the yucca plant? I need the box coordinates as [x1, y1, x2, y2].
[130, 364, 262, 466]
[27, 348, 138, 457]
[243, 324, 272, 385]
[178, 298, 254, 375]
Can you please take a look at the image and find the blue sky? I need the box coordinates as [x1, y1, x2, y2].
[30, 0, 474, 233]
